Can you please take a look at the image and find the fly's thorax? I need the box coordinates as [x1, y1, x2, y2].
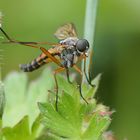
[60, 48, 77, 68]
[60, 37, 78, 46]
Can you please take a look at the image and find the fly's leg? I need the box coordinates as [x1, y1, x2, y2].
[53, 67, 65, 111]
[83, 57, 94, 87]
[0, 27, 63, 47]
[66, 68, 72, 84]
[73, 65, 88, 104]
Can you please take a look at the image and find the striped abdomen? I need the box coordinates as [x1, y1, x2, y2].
[19, 53, 48, 72]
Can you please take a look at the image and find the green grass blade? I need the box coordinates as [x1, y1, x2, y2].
[84, 0, 98, 45]
[83, 0, 99, 82]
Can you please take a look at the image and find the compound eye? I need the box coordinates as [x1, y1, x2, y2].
[76, 39, 89, 52]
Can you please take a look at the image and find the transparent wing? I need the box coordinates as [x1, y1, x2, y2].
[54, 23, 78, 40]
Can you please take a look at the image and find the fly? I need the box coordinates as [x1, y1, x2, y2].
[0, 23, 94, 110]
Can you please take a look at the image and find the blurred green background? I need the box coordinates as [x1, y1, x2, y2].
[0, 0, 140, 139]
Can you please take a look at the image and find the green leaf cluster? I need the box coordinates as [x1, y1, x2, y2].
[0, 69, 111, 140]
[38, 74, 111, 140]
[0, 68, 53, 140]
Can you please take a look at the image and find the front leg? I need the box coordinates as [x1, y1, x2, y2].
[73, 65, 88, 104]
[53, 67, 65, 111]
[66, 68, 72, 84]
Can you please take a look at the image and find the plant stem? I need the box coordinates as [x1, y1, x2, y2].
[0, 67, 1, 81]
[83, 0, 99, 82]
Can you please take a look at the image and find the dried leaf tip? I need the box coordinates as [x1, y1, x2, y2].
[103, 131, 117, 140]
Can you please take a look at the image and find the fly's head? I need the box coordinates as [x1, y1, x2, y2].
[75, 39, 89, 55]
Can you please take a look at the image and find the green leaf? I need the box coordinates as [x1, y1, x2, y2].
[31, 115, 42, 138]
[3, 116, 31, 140]
[26, 68, 54, 126]
[3, 72, 28, 127]
[91, 74, 102, 95]
[0, 81, 5, 119]
[58, 91, 84, 131]
[1, 68, 54, 139]
[3, 68, 53, 127]
[57, 75, 76, 96]
[39, 75, 111, 140]
[82, 114, 111, 140]
[81, 74, 102, 101]
[39, 102, 76, 138]
[2, 115, 42, 140]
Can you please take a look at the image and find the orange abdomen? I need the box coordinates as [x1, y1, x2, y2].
[19, 53, 48, 72]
